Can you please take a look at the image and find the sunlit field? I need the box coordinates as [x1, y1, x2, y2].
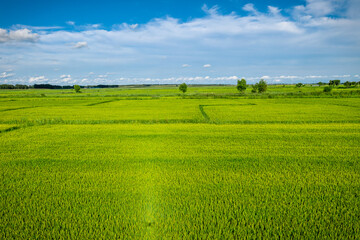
[1, 85, 359, 238]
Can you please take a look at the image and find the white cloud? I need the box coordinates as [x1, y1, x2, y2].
[0, 29, 8, 42]
[1, 2, 359, 85]
[182, 64, 191, 67]
[293, 0, 347, 18]
[268, 6, 281, 15]
[29, 76, 48, 83]
[0, 72, 14, 78]
[306, 75, 328, 79]
[203, 64, 211, 68]
[3, 73, 357, 85]
[12, 24, 63, 30]
[73, 41, 88, 49]
[279, 75, 300, 79]
[305, 0, 335, 17]
[79, 24, 102, 30]
[129, 24, 138, 29]
[60, 74, 72, 82]
[0, 28, 39, 43]
[66, 21, 75, 26]
[202, 4, 219, 15]
[242, 3, 258, 14]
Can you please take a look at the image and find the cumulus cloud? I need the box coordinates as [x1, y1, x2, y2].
[73, 41, 88, 49]
[182, 64, 191, 67]
[29, 76, 48, 83]
[66, 21, 75, 26]
[0, 28, 39, 43]
[60, 74, 72, 82]
[203, 64, 211, 68]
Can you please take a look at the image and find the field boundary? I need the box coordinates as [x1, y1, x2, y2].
[199, 103, 257, 122]
[0, 126, 21, 134]
[198, 105, 210, 122]
[3, 118, 359, 126]
[86, 100, 118, 106]
[0, 106, 37, 112]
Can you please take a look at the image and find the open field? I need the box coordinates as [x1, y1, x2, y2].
[1, 85, 360, 238]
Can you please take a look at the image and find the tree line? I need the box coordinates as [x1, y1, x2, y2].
[0, 84, 122, 89]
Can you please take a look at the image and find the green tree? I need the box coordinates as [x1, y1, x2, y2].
[329, 80, 340, 86]
[257, 79, 268, 93]
[74, 85, 81, 93]
[236, 78, 247, 93]
[179, 83, 187, 93]
[344, 81, 351, 88]
[296, 83, 304, 88]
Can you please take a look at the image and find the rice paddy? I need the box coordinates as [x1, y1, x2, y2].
[1, 85, 359, 238]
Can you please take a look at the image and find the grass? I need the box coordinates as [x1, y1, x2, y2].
[0, 85, 359, 238]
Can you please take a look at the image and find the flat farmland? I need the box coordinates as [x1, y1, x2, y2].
[0, 86, 359, 238]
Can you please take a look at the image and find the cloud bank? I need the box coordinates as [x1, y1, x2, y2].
[0, 0, 359, 85]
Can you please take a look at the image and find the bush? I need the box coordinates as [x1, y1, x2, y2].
[251, 85, 258, 93]
[323, 86, 333, 92]
[236, 79, 247, 93]
[296, 83, 304, 88]
[179, 83, 187, 93]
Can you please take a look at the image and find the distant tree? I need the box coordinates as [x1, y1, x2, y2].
[257, 79, 268, 93]
[344, 81, 351, 88]
[74, 85, 81, 93]
[351, 81, 357, 86]
[236, 78, 247, 93]
[317, 82, 325, 86]
[0, 84, 15, 89]
[329, 80, 340, 86]
[323, 86, 333, 92]
[14, 84, 28, 89]
[179, 83, 187, 93]
[296, 83, 304, 88]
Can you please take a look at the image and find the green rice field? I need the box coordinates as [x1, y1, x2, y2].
[1, 85, 359, 238]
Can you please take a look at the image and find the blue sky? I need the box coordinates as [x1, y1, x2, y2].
[1, 0, 359, 85]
